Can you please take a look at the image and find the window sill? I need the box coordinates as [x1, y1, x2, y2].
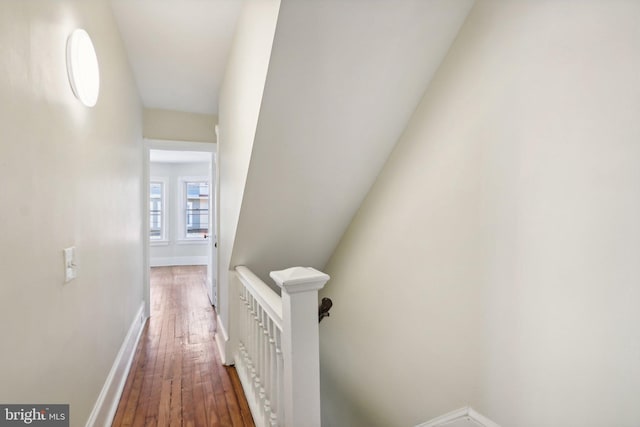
[150, 240, 169, 246]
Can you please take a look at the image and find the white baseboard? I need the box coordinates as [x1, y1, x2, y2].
[150, 256, 208, 267]
[416, 406, 500, 427]
[85, 302, 146, 427]
[215, 313, 231, 366]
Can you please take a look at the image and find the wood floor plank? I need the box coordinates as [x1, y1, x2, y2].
[192, 358, 209, 427]
[112, 266, 254, 427]
[112, 327, 146, 427]
[168, 342, 183, 427]
[227, 367, 254, 425]
[145, 315, 171, 425]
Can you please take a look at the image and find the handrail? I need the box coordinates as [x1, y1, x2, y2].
[236, 265, 283, 330]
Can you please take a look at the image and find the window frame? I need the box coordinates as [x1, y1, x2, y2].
[177, 176, 210, 243]
[149, 177, 168, 245]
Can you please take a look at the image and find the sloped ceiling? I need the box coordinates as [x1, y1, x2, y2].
[230, 0, 475, 283]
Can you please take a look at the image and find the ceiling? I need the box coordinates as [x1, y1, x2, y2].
[110, 0, 244, 115]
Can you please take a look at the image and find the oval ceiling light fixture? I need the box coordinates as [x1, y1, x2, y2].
[66, 29, 100, 107]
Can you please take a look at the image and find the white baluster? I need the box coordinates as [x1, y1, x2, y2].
[244, 289, 251, 365]
[251, 301, 262, 408]
[249, 294, 258, 396]
[239, 286, 247, 362]
[276, 327, 284, 425]
[268, 319, 278, 426]
[262, 315, 272, 423]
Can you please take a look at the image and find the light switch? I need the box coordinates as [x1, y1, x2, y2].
[64, 246, 77, 283]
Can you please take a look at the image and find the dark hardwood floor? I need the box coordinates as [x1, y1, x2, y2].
[112, 266, 254, 427]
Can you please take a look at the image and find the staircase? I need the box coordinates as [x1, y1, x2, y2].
[216, 1, 475, 425]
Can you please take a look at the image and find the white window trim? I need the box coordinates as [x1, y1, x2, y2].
[150, 177, 169, 244]
[177, 175, 209, 243]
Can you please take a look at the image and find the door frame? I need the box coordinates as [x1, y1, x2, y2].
[143, 139, 218, 318]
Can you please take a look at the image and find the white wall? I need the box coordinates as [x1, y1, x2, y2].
[0, 1, 144, 425]
[143, 108, 217, 143]
[217, 0, 281, 359]
[320, 1, 640, 426]
[149, 161, 209, 266]
[230, 0, 474, 286]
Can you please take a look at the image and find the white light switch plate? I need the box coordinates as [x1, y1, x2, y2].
[64, 246, 77, 282]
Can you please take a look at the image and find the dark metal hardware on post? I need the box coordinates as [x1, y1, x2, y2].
[318, 297, 333, 323]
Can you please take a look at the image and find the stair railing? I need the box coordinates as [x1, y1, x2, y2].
[234, 265, 329, 427]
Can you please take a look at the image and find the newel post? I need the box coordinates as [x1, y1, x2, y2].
[270, 267, 330, 427]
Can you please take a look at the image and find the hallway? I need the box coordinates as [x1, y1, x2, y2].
[112, 266, 254, 427]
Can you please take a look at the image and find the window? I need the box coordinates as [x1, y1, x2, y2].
[184, 180, 209, 239]
[149, 181, 165, 241]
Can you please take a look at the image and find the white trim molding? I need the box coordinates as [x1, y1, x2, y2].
[215, 312, 231, 366]
[143, 139, 217, 320]
[416, 406, 500, 427]
[150, 256, 208, 267]
[149, 176, 168, 243]
[145, 139, 218, 153]
[85, 302, 146, 427]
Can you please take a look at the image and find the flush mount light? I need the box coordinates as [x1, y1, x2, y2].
[66, 29, 100, 107]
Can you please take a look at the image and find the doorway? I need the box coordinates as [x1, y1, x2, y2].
[143, 139, 219, 318]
